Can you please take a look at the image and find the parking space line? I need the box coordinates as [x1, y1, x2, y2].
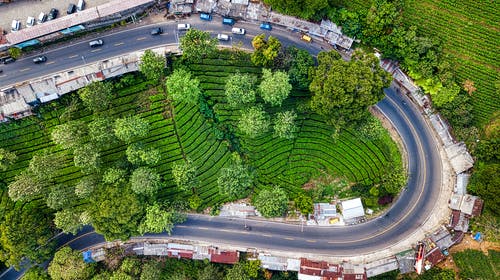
[136, 37, 147, 41]
[68, 54, 78, 58]
[114, 42, 125, 46]
[19, 68, 31, 72]
[90, 49, 102, 52]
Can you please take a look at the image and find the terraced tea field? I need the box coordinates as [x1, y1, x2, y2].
[0, 52, 400, 209]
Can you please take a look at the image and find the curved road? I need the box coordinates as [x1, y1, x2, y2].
[0, 15, 443, 279]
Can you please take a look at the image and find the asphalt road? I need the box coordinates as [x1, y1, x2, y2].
[0, 15, 443, 279]
[0, 16, 319, 88]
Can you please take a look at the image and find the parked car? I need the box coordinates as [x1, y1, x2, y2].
[26, 16, 35, 27]
[67, 4, 77, 14]
[217, 34, 230, 41]
[77, 0, 85, 11]
[48, 8, 59, 20]
[300, 34, 312, 43]
[33, 56, 47, 64]
[3, 57, 15, 64]
[150, 27, 163, 35]
[200, 13, 212, 21]
[89, 39, 103, 47]
[38, 12, 47, 24]
[177, 23, 190, 31]
[260, 22, 272, 31]
[231, 27, 245, 35]
[222, 17, 235, 26]
[11, 20, 21, 32]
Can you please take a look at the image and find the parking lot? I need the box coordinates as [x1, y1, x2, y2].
[0, 0, 110, 34]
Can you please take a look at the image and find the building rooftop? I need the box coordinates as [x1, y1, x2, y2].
[341, 198, 365, 221]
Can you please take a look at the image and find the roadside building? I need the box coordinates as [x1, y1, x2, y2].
[298, 258, 343, 280]
[209, 247, 239, 264]
[313, 203, 339, 225]
[395, 249, 415, 274]
[341, 198, 365, 224]
[342, 262, 367, 280]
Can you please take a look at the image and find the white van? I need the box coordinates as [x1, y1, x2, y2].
[11, 20, 21, 32]
[26, 17, 35, 27]
[231, 27, 245, 35]
[38, 12, 47, 24]
[77, 0, 85, 11]
[177, 23, 190, 31]
[217, 34, 230, 41]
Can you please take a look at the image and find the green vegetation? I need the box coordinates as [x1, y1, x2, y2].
[0, 39, 402, 267]
[452, 249, 499, 280]
[253, 187, 289, 218]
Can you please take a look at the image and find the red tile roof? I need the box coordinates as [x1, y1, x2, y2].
[209, 248, 239, 264]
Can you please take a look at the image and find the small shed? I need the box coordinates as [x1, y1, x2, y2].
[341, 198, 365, 222]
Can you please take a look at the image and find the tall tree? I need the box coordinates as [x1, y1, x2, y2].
[89, 184, 144, 241]
[172, 159, 198, 192]
[114, 115, 150, 143]
[225, 262, 250, 280]
[198, 264, 224, 280]
[224, 72, 257, 107]
[309, 50, 392, 129]
[469, 163, 500, 215]
[238, 106, 270, 137]
[77, 81, 114, 113]
[179, 29, 218, 62]
[75, 175, 99, 198]
[54, 208, 84, 235]
[165, 68, 202, 104]
[286, 46, 315, 89]
[130, 167, 162, 196]
[273, 110, 298, 139]
[138, 203, 186, 235]
[0, 148, 16, 171]
[103, 167, 128, 186]
[73, 143, 101, 173]
[48, 247, 96, 280]
[21, 266, 51, 280]
[7, 172, 43, 201]
[294, 193, 313, 215]
[126, 142, 161, 166]
[251, 34, 282, 67]
[140, 261, 163, 280]
[46, 184, 76, 210]
[218, 162, 253, 200]
[28, 151, 64, 181]
[51, 120, 88, 150]
[88, 116, 118, 149]
[253, 187, 289, 218]
[258, 69, 292, 106]
[139, 50, 165, 82]
[0, 206, 56, 269]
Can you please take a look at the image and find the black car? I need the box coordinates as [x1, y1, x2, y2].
[48, 8, 59, 20]
[150, 27, 163, 35]
[3, 57, 15, 64]
[33, 56, 47, 64]
[67, 4, 77, 14]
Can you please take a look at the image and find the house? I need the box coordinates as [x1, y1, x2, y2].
[341, 198, 365, 224]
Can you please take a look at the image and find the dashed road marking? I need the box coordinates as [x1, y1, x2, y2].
[90, 49, 102, 52]
[68, 54, 78, 58]
[136, 37, 147, 41]
[284, 237, 295, 240]
[19, 68, 31, 72]
[114, 42, 125, 46]
[262, 234, 272, 237]
[306, 239, 316, 243]
[46, 61, 55, 65]
[196, 227, 210, 230]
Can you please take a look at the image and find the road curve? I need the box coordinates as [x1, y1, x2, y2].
[0, 15, 444, 279]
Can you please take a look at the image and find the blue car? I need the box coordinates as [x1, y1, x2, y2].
[200, 13, 212, 21]
[260, 22, 272, 31]
[222, 17, 235, 25]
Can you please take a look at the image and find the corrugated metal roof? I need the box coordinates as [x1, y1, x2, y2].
[341, 198, 365, 220]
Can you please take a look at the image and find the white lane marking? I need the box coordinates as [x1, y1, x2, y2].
[68, 54, 78, 58]
[114, 42, 125, 46]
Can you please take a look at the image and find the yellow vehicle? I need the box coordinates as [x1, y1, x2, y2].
[301, 34, 312, 43]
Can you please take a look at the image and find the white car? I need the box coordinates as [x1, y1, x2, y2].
[217, 34, 230, 41]
[11, 20, 21, 32]
[177, 23, 191, 31]
[26, 16, 35, 27]
[231, 27, 245, 35]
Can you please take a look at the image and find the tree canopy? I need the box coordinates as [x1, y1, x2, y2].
[273, 110, 298, 139]
[224, 72, 257, 107]
[54, 208, 84, 235]
[139, 49, 165, 81]
[130, 167, 162, 196]
[286, 46, 315, 89]
[309, 50, 392, 129]
[73, 143, 101, 173]
[126, 142, 161, 166]
[51, 120, 87, 150]
[88, 116, 118, 149]
[258, 69, 292, 107]
[77, 81, 113, 113]
[0, 148, 16, 172]
[114, 115, 150, 143]
[48, 246, 96, 280]
[238, 106, 270, 137]
[253, 187, 289, 218]
[218, 162, 253, 200]
[172, 159, 198, 193]
[179, 29, 218, 62]
[138, 203, 186, 235]
[166, 68, 202, 104]
[251, 34, 282, 67]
